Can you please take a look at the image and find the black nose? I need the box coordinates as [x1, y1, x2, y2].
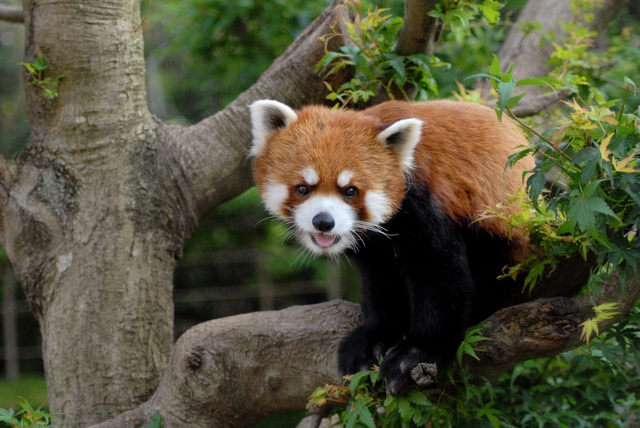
[312, 212, 335, 232]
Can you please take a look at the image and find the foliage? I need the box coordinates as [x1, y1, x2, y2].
[317, 0, 504, 106]
[317, 0, 444, 105]
[19, 58, 63, 100]
[309, 0, 640, 426]
[151, 0, 327, 121]
[481, 55, 640, 304]
[308, 307, 640, 427]
[0, 399, 51, 428]
[141, 412, 162, 428]
[307, 327, 491, 427]
[309, 365, 448, 428]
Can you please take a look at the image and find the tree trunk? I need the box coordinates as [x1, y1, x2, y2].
[0, 0, 352, 425]
[487, 0, 629, 94]
[3, 1, 178, 424]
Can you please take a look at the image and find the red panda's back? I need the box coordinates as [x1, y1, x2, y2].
[364, 100, 535, 258]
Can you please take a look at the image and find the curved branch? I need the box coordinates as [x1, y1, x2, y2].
[92, 301, 362, 428]
[482, 0, 629, 98]
[160, 0, 353, 217]
[509, 89, 573, 117]
[93, 254, 640, 428]
[0, 5, 23, 23]
[469, 272, 640, 379]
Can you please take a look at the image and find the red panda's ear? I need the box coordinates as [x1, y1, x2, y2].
[249, 100, 298, 157]
[376, 118, 423, 171]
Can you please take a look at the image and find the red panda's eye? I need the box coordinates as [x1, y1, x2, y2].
[343, 186, 358, 199]
[296, 184, 310, 196]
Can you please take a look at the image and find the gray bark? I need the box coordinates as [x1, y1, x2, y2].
[92, 301, 361, 428]
[91, 271, 640, 428]
[0, 0, 351, 425]
[485, 0, 630, 100]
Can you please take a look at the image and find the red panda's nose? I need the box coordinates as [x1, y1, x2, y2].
[312, 212, 335, 232]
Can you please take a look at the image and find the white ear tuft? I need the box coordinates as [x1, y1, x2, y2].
[376, 118, 423, 171]
[249, 100, 298, 157]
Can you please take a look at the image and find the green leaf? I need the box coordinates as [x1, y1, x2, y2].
[444, 9, 471, 30]
[143, 412, 163, 428]
[19, 62, 36, 75]
[397, 398, 413, 423]
[404, 389, 430, 406]
[386, 56, 407, 85]
[516, 76, 565, 89]
[624, 76, 637, 94]
[526, 170, 547, 202]
[506, 92, 526, 110]
[489, 55, 501, 77]
[480, 0, 503, 25]
[585, 196, 619, 221]
[33, 57, 49, 71]
[568, 197, 596, 232]
[349, 370, 371, 396]
[497, 78, 516, 114]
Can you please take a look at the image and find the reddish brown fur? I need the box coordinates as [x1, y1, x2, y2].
[253, 106, 409, 224]
[253, 100, 535, 260]
[363, 101, 535, 259]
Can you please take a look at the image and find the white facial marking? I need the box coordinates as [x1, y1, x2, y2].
[365, 191, 392, 225]
[302, 167, 319, 186]
[337, 170, 354, 188]
[293, 195, 357, 255]
[262, 182, 289, 219]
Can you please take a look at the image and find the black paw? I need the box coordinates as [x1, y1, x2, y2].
[338, 325, 397, 377]
[379, 343, 438, 396]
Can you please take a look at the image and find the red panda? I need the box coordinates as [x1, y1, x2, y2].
[250, 99, 535, 395]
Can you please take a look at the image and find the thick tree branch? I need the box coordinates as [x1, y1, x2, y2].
[0, 4, 23, 23]
[92, 301, 361, 428]
[162, 0, 353, 217]
[94, 267, 640, 428]
[469, 272, 640, 379]
[394, 0, 442, 57]
[509, 89, 573, 117]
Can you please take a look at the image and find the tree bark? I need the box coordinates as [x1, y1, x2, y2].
[0, 0, 352, 425]
[92, 301, 361, 428]
[394, 0, 442, 57]
[484, 0, 630, 99]
[91, 273, 640, 428]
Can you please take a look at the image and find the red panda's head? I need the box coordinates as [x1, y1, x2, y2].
[249, 100, 423, 256]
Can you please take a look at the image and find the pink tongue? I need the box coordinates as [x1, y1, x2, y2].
[315, 233, 336, 247]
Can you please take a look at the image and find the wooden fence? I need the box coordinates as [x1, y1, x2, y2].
[0, 249, 341, 380]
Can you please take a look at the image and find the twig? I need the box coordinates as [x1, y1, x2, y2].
[0, 5, 24, 23]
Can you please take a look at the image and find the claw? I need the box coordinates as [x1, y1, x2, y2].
[409, 362, 437, 387]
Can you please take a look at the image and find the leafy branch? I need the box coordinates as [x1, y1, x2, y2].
[479, 53, 640, 339]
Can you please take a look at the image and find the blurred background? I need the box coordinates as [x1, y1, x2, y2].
[1, 0, 639, 423]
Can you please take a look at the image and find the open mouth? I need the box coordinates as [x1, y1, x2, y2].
[311, 233, 340, 248]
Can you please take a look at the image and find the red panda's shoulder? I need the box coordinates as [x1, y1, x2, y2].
[364, 100, 534, 258]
